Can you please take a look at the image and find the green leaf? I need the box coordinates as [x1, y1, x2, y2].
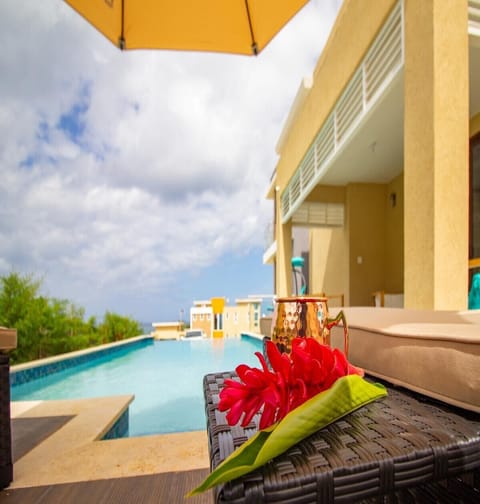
[188, 376, 387, 496]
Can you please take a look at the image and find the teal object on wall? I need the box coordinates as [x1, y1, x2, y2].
[291, 256, 305, 268]
[291, 256, 307, 295]
[468, 272, 480, 309]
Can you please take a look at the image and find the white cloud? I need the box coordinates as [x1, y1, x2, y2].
[0, 0, 342, 320]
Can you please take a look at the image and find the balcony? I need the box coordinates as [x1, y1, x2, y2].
[281, 1, 403, 223]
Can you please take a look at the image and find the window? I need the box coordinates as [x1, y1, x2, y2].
[470, 133, 480, 259]
[214, 313, 223, 330]
[470, 132, 480, 286]
[470, 133, 480, 258]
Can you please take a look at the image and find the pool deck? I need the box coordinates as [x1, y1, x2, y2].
[2, 335, 266, 501]
[2, 397, 211, 503]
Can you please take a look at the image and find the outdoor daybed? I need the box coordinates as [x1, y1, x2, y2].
[330, 307, 480, 413]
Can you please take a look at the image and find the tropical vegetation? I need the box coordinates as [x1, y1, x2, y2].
[0, 272, 143, 365]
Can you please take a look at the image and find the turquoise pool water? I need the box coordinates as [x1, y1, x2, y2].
[11, 336, 263, 437]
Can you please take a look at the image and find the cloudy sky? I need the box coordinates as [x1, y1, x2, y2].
[0, 0, 341, 325]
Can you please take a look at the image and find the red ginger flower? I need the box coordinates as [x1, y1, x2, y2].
[218, 337, 364, 430]
[218, 351, 287, 429]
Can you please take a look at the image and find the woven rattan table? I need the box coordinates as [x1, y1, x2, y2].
[203, 372, 480, 503]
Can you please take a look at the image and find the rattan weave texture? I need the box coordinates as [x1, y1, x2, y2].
[0, 354, 12, 490]
[204, 372, 480, 503]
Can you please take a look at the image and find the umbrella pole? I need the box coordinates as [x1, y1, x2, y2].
[119, 0, 126, 49]
[244, 0, 258, 55]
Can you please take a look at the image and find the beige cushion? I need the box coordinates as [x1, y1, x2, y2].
[330, 307, 480, 413]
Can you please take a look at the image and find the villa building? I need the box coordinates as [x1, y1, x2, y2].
[151, 321, 184, 340]
[190, 297, 262, 338]
[264, 0, 480, 310]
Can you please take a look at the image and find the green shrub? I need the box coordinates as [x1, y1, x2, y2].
[0, 272, 143, 365]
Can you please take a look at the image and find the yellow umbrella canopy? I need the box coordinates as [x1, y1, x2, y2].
[64, 0, 310, 55]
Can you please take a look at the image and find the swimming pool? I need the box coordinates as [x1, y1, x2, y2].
[10, 336, 263, 437]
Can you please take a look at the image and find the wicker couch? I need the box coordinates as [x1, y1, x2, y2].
[203, 308, 480, 502]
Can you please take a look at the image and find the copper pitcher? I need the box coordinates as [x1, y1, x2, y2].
[269, 296, 348, 356]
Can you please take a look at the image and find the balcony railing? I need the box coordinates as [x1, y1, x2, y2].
[470, 0, 480, 35]
[281, 2, 403, 223]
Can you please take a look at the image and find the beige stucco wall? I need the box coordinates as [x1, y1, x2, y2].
[190, 301, 261, 338]
[247, 302, 261, 333]
[306, 186, 348, 301]
[191, 307, 213, 337]
[275, 215, 292, 297]
[306, 185, 345, 203]
[223, 302, 261, 337]
[385, 174, 404, 293]
[309, 176, 404, 306]
[191, 318, 211, 337]
[307, 186, 348, 302]
[152, 324, 182, 340]
[309, 227, 348, 301]
[347, 184, 386, 306]
[223, 306, 242, 337]
[404, 0, 469, 310]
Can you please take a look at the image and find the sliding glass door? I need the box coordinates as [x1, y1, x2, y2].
[469, 133, 480, 284]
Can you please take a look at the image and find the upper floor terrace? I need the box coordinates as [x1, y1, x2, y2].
[264, 0, 480, 262]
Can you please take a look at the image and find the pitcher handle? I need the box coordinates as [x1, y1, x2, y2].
[326, 310, 349, 357]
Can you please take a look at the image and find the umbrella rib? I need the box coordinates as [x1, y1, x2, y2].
[119, 0, 125, 50]
[244, 0, 258, 55]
